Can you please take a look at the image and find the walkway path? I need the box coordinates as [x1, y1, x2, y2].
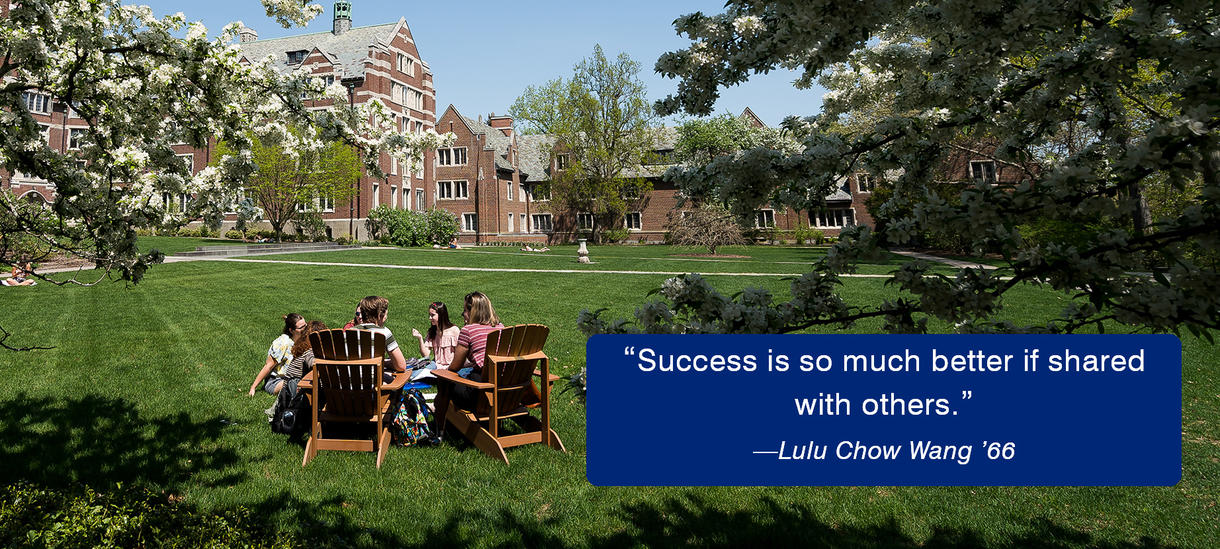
[889, 250, 999, 270]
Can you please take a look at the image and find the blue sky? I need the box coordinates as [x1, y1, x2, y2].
[140, 1, 824, 127]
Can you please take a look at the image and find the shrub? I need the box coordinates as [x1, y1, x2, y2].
[793, 224, 824, 245]
[602, 227, 629, 243]
[292, 211, 328, 242]
[365, 206, 458, 247]
[0, 481, 291, 548]
[225, 229, 244, 240]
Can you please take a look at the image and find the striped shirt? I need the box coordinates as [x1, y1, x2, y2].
[457, 323, 505, 370]
[355, 323, 399, 354]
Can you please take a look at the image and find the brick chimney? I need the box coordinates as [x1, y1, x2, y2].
[333, 1, 352, 35]
[488, 114, 514, 138]
[237, 24, 258, 43]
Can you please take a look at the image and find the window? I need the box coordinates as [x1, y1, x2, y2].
[372, 182, 379, 208]
[462, 213, 478, 232]
[416, 189, 424, 210]
[22, 92, 51, 114]
[401, 186, 410, 209]
[754, 209, 775, 228]
[320, 193, 335, 212]
[390, 186, 398, 209]
[855, 173, 875, 193]
[38, 124, 50, 145]
[411, 90, 424, 110]
[68, 128, 85, 150]
[531, 213, 553, 233]
[390, 154, 398, 175]
[520, 213, 526, 232]
[506, 182, 513, 201]
[520, 183, 527, 202]
[625, 212, 642, 231]
[576, 212, 595, 230]
[970, 160, 997, 183]
[286, 50, 308, 64]
[162, 192, 187, 213]
[397, 53, 415, 76]
[507, 213, 514, 233]
[556, 153, 570, 170]
[814, 208, 856, 228]
[437, 147, 467, 166]
[437, 180, 468, 200]
[392, 82, 406, 105]
[177, 154, 194, 173]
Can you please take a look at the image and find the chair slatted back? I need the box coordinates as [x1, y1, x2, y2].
[482, 325, 549, 416]
[309, 329, 387, 417]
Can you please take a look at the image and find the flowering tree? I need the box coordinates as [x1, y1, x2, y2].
[510, 45, 658, 243]
[0, 0, 451, 282]
[580, 1, 1220, 337]
[0, 0, 452, 350]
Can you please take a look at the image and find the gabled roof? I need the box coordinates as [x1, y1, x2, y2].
[459, 115, 515, 172]
[236, 21, 401, 77]
[739, 107, 767, 129]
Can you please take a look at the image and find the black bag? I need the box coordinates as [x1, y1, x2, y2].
[270, 379, 311, 438]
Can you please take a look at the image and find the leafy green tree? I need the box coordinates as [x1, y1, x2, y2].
[215, 130, 360, 242]
[581, 0, 1220, 338]
[510, 45, 658, 242]
[672, 114, 797, 166]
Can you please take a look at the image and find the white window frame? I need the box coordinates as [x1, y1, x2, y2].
[437, 147, 468, 167]
[68, 128, 85, 150]
[556, 153, 570, 170]
[397, 53, 415, 76]
[462, 213, 478, 233]
[576, 212, 595, 231]
[529, 184, 551, 202]
[814, 208, 856, 229]
[436, 180, 468, 200]
[855, 173, 875, 193]
[754, 209, 775, 229]
[320, 193, 335, 213]
[38, 124, 50, 145]
[970, 160, 997, 183]
[22, 92, 51, 114]
[177, 153, 194, 173]
[390, 185, 398, 210]
[506, 181, 514, 201]
[371, 182, 380, 208]
[624, 211, 642, 231]
[415, 189, 425, 210]
[411, 89, 424, 111]
[531, 213, 553, 233]
[507, 213, 514, 233]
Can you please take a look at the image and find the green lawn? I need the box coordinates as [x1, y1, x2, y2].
[1, 242, 1216, 548]
[250, 243, 970, 276]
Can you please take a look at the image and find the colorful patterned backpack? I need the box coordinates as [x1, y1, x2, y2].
[391, 388, 440, 446]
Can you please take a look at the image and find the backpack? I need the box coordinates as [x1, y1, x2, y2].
[270, 379, 311, 438]
[391, 388, 440, 446]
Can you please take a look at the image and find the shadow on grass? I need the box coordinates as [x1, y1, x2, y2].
[0, 392, 245, 489]
[238, 492, 1178, 549]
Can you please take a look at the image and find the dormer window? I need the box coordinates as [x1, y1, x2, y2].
[286, 50, 308, 64]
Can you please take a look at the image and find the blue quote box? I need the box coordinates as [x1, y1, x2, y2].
[586, 334, 1181, 486]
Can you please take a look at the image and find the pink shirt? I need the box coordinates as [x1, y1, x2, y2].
[457, 323, 505, 370]
[430, 325, 460, 367]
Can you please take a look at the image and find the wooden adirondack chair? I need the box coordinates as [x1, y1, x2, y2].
[432, 324, 566, 464]
[302, 329, 407, 469]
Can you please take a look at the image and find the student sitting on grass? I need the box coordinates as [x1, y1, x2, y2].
[284, 320, 327, 383]
[411, 301, 460, 371]
[249, 313, 304, 397]
[353, 295, 408, 374]
[2, 263, 36, 286]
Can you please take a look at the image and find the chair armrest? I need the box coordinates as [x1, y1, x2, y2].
[383, 372, 409, 392]
[432, 369, 494, 389]
[532, 370, 562, 383]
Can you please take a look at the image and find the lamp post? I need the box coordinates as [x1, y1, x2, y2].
[341, 75, 365, 241]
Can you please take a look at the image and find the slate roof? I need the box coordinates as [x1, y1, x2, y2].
[516, 134, 555, 182]
[236, 21, 401, 78]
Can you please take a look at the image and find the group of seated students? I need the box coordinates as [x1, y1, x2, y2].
[247, 292, 505, 410]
